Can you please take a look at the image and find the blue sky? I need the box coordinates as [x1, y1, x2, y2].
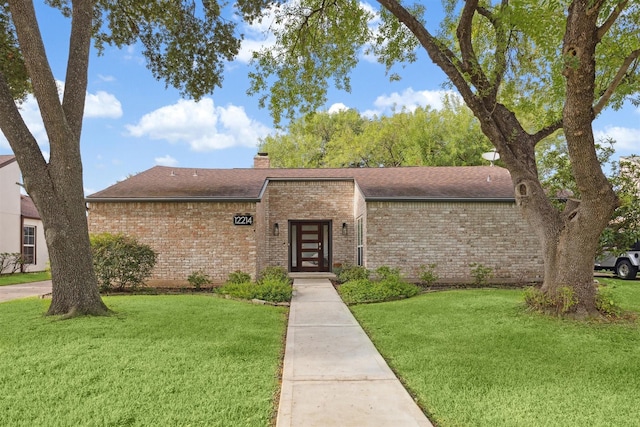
[1, 2, 639, 196]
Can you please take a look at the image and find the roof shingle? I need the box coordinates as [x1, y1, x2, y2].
[86, 165, 515, 201]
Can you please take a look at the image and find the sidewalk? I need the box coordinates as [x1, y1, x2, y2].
[0, 280, 52, 303]
[276, 278, 433, 427]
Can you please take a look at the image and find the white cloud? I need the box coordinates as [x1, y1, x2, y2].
[126, 98, 272, 151]
[155, 154, 178, 167]
[595, 126, 640, 154]
[235, 5, 280, 64]
[0, 82, 122, 149]
[85, 91, 122, 118]
[328, 103, 349, 114]
[373, 88, 459, 113]
[97, 74, 116, 82]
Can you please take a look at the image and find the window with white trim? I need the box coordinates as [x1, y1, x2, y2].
[356, 217, 364, 266]
[23, 226, 36, 265]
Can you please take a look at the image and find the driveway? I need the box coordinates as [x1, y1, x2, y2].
[0, 281, 52, 303]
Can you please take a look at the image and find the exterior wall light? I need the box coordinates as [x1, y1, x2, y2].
[273, 223, 279, 236]
[342, 222, 348, 236]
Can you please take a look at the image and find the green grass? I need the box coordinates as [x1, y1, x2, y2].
[0, 271, 51, 286]
[351, 279, 640, 427]
[0, 295, 287, 426]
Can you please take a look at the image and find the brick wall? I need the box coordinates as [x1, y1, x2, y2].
[262, 180, 355, 269]
[365, 201, 544, 282]
[87, 201, 258, 282]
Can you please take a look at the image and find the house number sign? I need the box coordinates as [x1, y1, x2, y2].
[233, 214, 254, 225]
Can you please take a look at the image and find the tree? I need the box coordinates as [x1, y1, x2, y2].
[0, 0, 264, 316]
[249, 0, 640, 316]
[260, 98, 493, 168]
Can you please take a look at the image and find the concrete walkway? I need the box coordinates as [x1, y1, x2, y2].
[0, 280, 52, 303]
[277, 278, 433, 427]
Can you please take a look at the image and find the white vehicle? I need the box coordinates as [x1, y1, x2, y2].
[595, 245, 640, 280]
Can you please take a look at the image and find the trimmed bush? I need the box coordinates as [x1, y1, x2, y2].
[90, 233, 157, 291]
[338, 274, 420, 305]
[217, 271, 292, 303]
[187, 270, 212, 290]
[335, 264, 370, 283]
[258, 266, 290, 283]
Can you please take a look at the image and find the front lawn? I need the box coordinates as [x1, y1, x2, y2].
[351, 278, 640, 427]
[0, 271, 51, 286]
[0, 296, 287, 426]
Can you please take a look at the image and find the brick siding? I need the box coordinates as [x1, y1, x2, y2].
[365, 201, 543, 282]
[88, 201, 258, 282]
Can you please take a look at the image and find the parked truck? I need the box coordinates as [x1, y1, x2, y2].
[594, 243, 640, 280]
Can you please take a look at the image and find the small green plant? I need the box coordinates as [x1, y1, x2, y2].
[259, 266, 290, 283]
[187, 270, 212, 290]
[336, 264, 370, 283]
[469, 262, 494, 286]
[227, 270, 252, 284]
[523, 286, 577, 315]
[90, 233, 157, 291]
[418, 264, 439, 286]
[595, 286, 623, 317]
[374, 265, 402, 281]
[337, 273, 419, 304]
[218, 270, 292, 303]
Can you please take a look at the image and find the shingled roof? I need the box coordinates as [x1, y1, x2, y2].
[86, 165, 516, 202]
[0, 154, 16, 169]
[21, 195, 40, 219]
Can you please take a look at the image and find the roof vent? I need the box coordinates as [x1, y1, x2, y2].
[170, 170, 176, 177]
[193, 170, 198, 177]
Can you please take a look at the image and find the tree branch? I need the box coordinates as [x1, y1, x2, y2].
[63, 0, 96, 139]
[8, 0, 69, 150]
[596, 0, 628, 41]
[477, 1, 509, 103]
[376, 0, 482, 112]
[593, 48, 640, 116]
[456, 0, 493, 97]
[531, 119, 564, 146]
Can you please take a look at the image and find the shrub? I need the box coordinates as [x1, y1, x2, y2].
[335, 264, 369, 283]
[187, 270, 212, 290]
[254, 277, 293, 302]
[227, 270, 252, 284]
[0, 253, 24, 275]
[595, 286, 623, 317]
[217, 273, 292, 303]
[374, 265, 402, 281]
[90, 233, 157, 291]
[338, 277, 419, 304]
[469, 262, 494, 286]
[523, 286, 577, 315]
[418, 264, 439, 286]
[258, 266, 290, 283]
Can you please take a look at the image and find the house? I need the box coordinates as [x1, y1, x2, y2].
[86, 153, 544, 284]
[0, 155, 49, 273]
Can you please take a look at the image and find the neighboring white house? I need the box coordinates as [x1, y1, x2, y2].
[0, 155, 49, 273]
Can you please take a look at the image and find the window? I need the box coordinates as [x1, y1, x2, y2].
[23, 226, 36, 265]
[356, 217, 364, 266]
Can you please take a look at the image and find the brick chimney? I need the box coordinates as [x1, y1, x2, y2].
[253, 152, 270, 169]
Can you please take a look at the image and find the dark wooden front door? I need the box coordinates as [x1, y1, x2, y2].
[290, 221, 331, 272]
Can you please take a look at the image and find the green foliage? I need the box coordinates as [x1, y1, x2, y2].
[218, 271, 292, 303]
[335, 264, 370, 283]
[523, 286, 577, 315]
[338, 266, 419, 304]
[595, 286, 623, 318]
[0, 253, 24, 275]
[259, 100, 494, 168]
[469, 263, 494, 286]
[258, 266, 290, 283]
[226, 270, 252, 284]
[418, 264, 439, 286]
[373, 265, 402, 281]
[90, 233, 157, 291]
[0, 4, 30, 101]
[187, 270, 212, 290]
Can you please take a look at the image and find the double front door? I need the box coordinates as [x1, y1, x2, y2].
[290, 221, 331, 272]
